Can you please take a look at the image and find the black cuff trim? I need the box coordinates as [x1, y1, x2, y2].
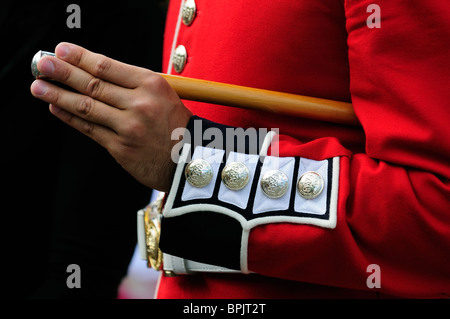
[160, 212, 242, 270]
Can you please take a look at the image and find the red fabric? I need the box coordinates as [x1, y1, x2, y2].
[163, 0, 366, 153]
[157, 0, 450, 298]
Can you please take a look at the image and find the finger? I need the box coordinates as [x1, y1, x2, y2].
[31, 79, 121, 130]
[55, 42, 148, 89]
[49, 104, 116, 150]
[37, 55, 131, 109]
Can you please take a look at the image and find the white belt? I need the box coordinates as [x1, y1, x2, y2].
[162, 253, 239, 275]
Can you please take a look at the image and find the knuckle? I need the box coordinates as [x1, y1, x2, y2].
[92, 55, 112, 77]
[134, 103, 158, 123]
[82, 121, 95, 136]
[50, 89, 62, 105]
[60, 65, 72, 82]
[64, 112, 75, 125]
[122, 118, 145, 139]
[76, 97, 94, 117]
[74, 50, 83, 67]
[85, 77, 102, 98]
[132, 97, 154, 114]
[142, 73, 166, 90]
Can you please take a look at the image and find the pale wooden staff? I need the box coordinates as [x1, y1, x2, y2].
[160, 73, 360, 126]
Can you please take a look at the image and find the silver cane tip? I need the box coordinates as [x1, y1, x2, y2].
[31, 50, 55, 79]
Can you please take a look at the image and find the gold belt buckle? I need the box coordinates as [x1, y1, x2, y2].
[144, 192, 165, 270]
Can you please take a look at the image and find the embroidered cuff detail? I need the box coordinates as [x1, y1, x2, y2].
[159, 116, 340, 273]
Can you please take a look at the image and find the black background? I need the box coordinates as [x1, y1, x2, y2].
[1, 1, 166, 298]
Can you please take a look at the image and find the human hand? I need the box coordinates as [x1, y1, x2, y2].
[30, 42, 192, 192]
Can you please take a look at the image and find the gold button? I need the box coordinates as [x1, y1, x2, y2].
[221, 162, 250, 190]
[182, 0, 196, 26]
[185, 158, 213, 188]
[260, 170, 289, 199]
[297, 171, 324, 199]
[173, 45, 187, 73]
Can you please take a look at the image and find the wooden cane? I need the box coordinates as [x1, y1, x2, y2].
[160, 73, 360, 126]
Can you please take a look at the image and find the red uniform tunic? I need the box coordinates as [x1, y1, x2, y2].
[156, 0, 450, 298]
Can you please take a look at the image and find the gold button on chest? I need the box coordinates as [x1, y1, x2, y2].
[182, 0, 196, 26]
[173, 45, 187, 73]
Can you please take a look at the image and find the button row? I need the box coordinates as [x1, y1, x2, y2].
[185, 158, 324, 200]
[173, 0, 197, 73]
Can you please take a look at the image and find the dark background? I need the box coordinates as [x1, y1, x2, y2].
[1, 1, 167, 298]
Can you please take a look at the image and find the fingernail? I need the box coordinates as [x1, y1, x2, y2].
[56, 44, 69, 58]
[49, 104, 62, 114]
[40, 59, 55, 75]
[31, 80, 48, 96]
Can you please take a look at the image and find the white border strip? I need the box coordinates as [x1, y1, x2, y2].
[166, 0, 185, 75]
[162, 140, 340, 274]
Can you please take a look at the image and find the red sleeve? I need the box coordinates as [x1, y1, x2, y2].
[247, 0, 450, 298]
